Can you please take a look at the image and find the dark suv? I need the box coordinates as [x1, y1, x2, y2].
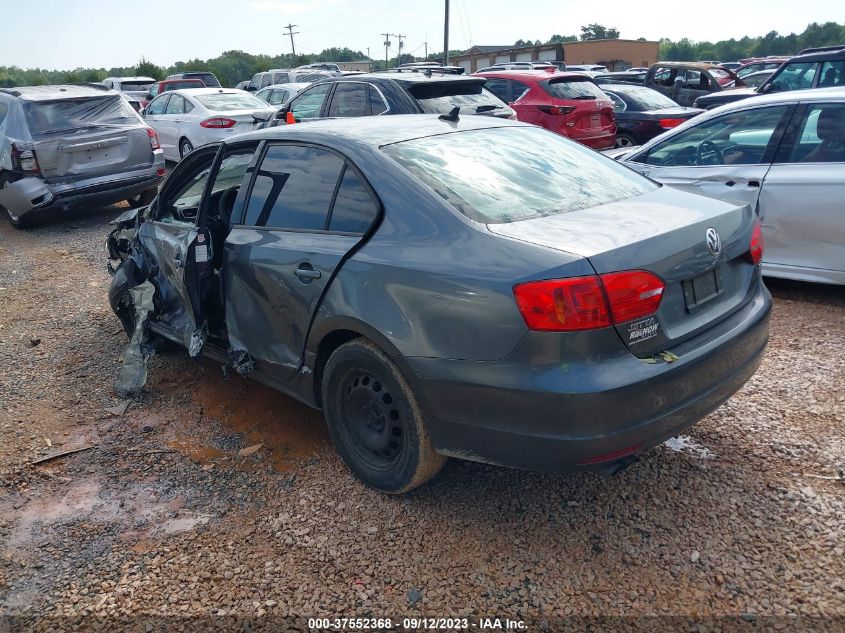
[268, 72, 515, 126]
[693, 45, 845, 109]
[165, 71, 222, 88]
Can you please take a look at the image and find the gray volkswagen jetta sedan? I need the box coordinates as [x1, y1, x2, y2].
[107, 114, 771, 493]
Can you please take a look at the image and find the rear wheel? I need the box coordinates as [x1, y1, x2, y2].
[126, 188, 157, 209]
[322, 339, 446, 494]
[0, 173, 28, 229]
[615, 133, 637, 148]
[179, 138, 194, 159]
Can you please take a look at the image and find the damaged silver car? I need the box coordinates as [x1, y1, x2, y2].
[0, 84, 165, 228]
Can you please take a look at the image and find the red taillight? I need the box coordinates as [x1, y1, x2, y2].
[600, 270, 665, 324]
[659, 118, 684, 129]
[747, 220, 764, 265]
[200, 117, 237, 129]
[538, 105, 577, 115]
[513, 270, 665, 332]
[145, 127, 161, 151]
[11, 143, 40, 174]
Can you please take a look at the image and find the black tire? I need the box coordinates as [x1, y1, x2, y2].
[179, 138, 193, 159]
[615, 133, 638, 149]
[126, 188, 157, 209]
[0, 173, 28, 229]
[322, 339, 446, 494]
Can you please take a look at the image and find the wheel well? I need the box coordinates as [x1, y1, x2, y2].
[313, 329, 362, 406]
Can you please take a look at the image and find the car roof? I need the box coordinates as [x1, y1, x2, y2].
[260, 83, 309, 91]
[474, 70, 583, 81]
[229, 113, 529, 149]
[170, 88, 246, 97]
[0, 84, 114, 100]
[105, 76, 156, 82]
[160, 78, 205, 84]
[330, 72, 484, 86]
[789, 45, 845, 61]
[652, 62, 724, 69]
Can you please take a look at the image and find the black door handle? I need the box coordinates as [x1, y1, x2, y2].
[294, 264, 321, 281]
[747, 180, 760, 188]
[725, 180, 736, 187]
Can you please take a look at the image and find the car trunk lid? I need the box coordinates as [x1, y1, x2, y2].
[488, 187, 759, 356]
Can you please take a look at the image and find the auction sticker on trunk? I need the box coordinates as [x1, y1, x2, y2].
[627, 316, 659, 345]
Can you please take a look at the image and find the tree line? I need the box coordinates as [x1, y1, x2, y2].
[0, 22, 842, 89]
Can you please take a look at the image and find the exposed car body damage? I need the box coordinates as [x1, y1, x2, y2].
[113, 280, 156, 398]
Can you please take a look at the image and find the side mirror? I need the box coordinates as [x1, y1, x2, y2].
[759, 83, 772, 94]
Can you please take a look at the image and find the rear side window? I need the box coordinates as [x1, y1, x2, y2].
[243, 145, 344, 230]
[328, 167, 379, 233]
[328, 83, 372, 117]
[368, 85, 388, 115]
[784, 103, 845, 163]
[543, 78, 607, 100]
[22, 96, 138, 136]
[261, 74, 273, 88]
[273, 72, 291, 84]
[383, 126, 656, 224]
[165, 95, 186, 114]
[410, 82, 507, 114]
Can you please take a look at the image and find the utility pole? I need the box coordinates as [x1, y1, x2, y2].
[395, 34, 406, 66]
[367, 47, 371, 72]
[443, 0, 450, 66]
[284, 24, 299, 65]
[425, 38, 428, 59]
[382, 33, 391, 70]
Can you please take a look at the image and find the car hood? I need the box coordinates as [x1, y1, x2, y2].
[601, 146, 639, 160]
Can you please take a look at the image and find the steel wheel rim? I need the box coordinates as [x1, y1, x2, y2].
[616, 136, 634, 148]
[339, 370, 404, 471]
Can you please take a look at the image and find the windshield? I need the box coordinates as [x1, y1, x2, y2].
[383, 126, 656, 224]
[196, 93, 269, 111]
[188, 73, 220, 87]
[768, 61, 817, 92]
[543, 77, 607, 100]
[409, 83, 507, 114]
[23, 96, 138, 136]
[163, 81, 204, 92]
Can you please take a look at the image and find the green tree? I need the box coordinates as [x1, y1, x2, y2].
[547, 34, 578, 44]
[136, 57, 164, 80]
[580, 24, 620, 41]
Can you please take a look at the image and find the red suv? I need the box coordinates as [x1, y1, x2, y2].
[475, 70, 616, 149]
[141, 79, 206, 108]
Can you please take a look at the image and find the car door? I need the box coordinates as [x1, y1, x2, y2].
[625, 103, 795, 213]
[162, 94, 191, 156]
[222, 142, 380, 381]
[143, 94, 172, 158]
[756, 101, 845, 280]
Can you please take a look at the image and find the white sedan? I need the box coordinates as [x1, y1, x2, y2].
[143, 88, 276, 161]
[255, 82, 310, 107]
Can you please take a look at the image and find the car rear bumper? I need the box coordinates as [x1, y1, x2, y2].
[405, 282, 771, 473]
[0, 169, 163, 222]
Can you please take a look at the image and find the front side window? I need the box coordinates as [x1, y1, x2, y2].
[261, 73, 273, 88]
[785, 103, 845, 163]
[768, 61, 817, 92]
[289, 84, 331, 121]
[383, 126, 656, 224]
[651, 67, 677, 87]
[640, 105, 790, 167]
[242, 145, 344, 229]
[165, 94, 186, 115]
[149, 84, 160, 98]
[147, 95, 169, 115]
[604, 92, 626, 111]
[819, 61, 845, 87]
[269, 90, 289, 105]
[159, 149, 219, 223]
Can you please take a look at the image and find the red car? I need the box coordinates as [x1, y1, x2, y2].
[141, 79, 206, 108]
[475, 70, 616, 149]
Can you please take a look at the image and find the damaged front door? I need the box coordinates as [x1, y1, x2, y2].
[223, 143, 381, 382]
[135, 145, 220, 354]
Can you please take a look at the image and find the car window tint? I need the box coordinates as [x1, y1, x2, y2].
[786, 103, 845, 163]
[642, 105, 790, 167]
[273, 72, 290, 84]
[543, 78, 607, 100]
[604, 92, 626, 111]
[769, 61, 817, 92]
[384, 126, 656, 224]
[328, 167, 379, 233]
[165, 95, 185, 115]
[512, 81, 531, 101]
[483, 79, 510, 102]
[243, 145, 343, 229]
[368, 85, 388, 115]
[269, 90, 288, 105]
[328, 83, 371, 117]
[160, 151, 218, 223]
[149, 84, 160, 98]
[652, 67, 676, 87]
[819, 61, 845, 87]
[290, 84, 331, 121]
[261, 74, 273, 88]
[210, 150, 255, 196]
[147, 95, 169, 115]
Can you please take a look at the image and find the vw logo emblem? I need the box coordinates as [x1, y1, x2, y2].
[706, 227, 721, 257]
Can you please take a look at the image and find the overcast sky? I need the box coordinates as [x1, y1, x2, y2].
[3, 0, 844, 69]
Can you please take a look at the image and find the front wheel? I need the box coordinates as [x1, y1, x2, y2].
[179, 138, 193, 160]
[322, 339, 446, 494]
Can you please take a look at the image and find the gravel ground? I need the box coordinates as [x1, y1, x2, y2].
[0, 203, 844, 632]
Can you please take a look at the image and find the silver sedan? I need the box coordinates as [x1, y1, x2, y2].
[610, 87, 845, 285]
[142, 88, 276, 161]
[255, 83, 310, 107]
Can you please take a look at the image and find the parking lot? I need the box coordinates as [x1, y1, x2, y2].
[1, 203, 843, 628]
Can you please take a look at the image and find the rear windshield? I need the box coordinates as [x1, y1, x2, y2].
[383, 126, 656, 224]
[618, 87, 678, 110]
[119, 81, 154, 92]
[188, 73, 220, 87]
[543, 77, 607, 100]
[195, 93, 269, 111]
[23, 96, 138, 136]
[164, 81, 205, 92]
[409, 82, 507, 114]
